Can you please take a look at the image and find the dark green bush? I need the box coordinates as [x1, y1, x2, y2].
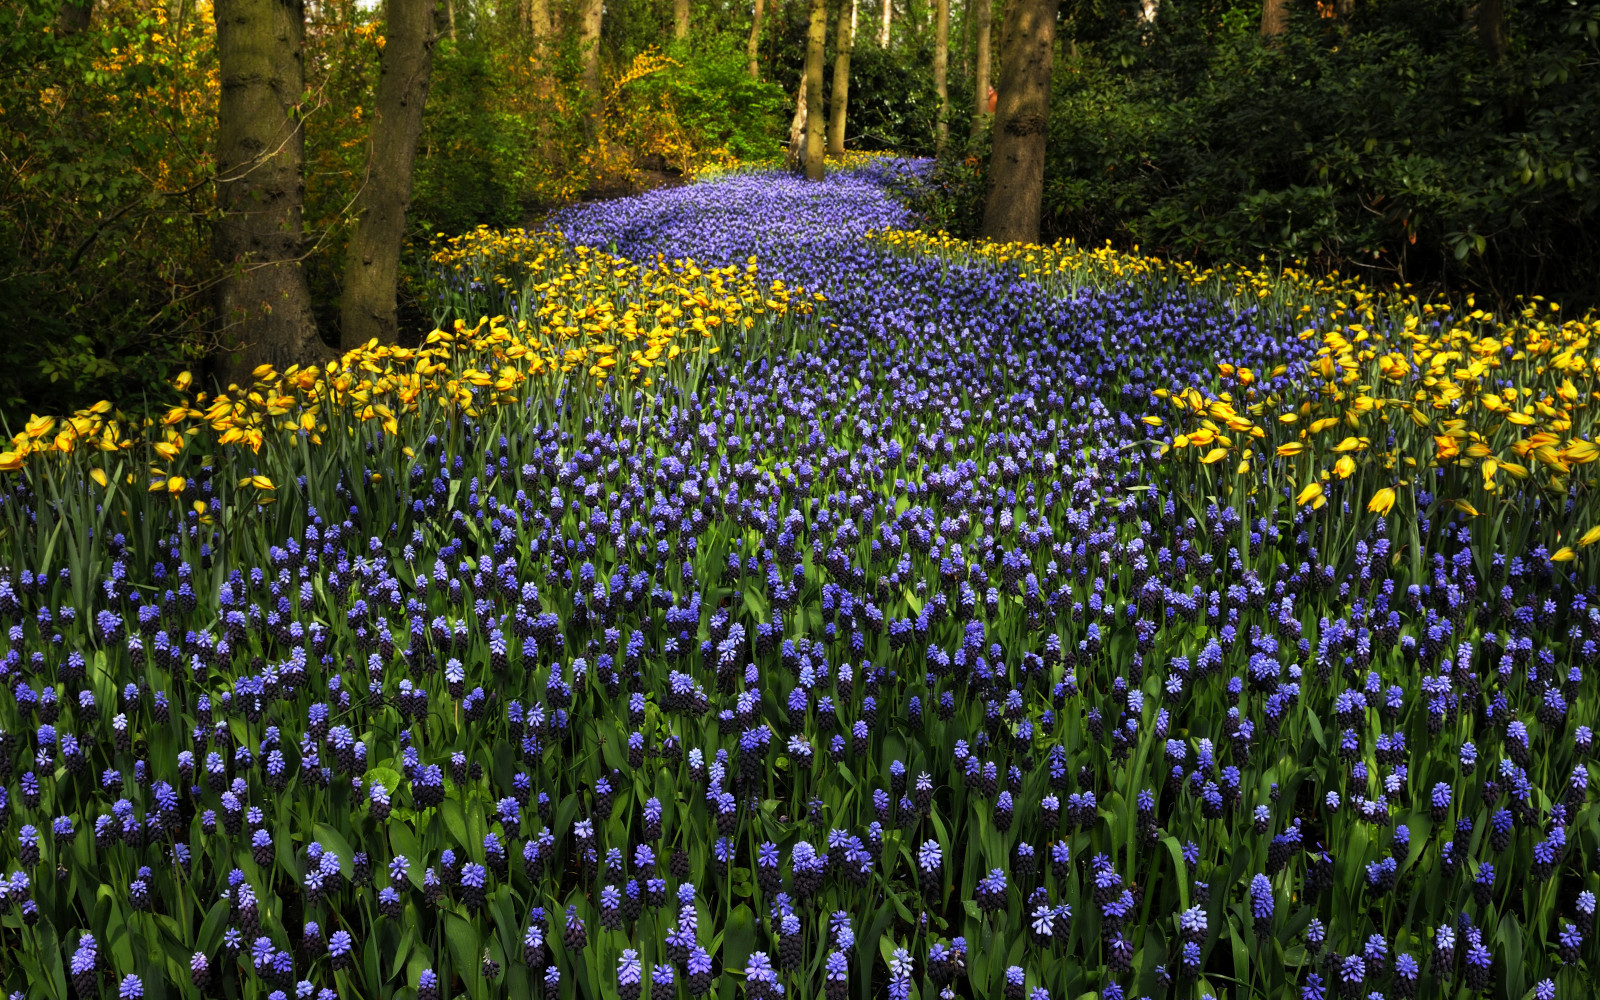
[921, 0, 1600, 305]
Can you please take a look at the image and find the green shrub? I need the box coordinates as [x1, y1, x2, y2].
[918, 0, 1600, 305]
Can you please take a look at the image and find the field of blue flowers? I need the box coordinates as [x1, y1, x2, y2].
[1, 161, 1594, 1000]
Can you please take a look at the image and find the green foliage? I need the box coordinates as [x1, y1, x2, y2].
[922, 0, 1600, 305]
[0, 0, 216, 426]
[831, 42, 950, 156]
[645, 42, 791, 163]
[410, 38, 588, 234]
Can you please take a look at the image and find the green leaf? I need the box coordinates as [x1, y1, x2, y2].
[313, 823, 356, 878]
[392, 924, 417, 981]
[441, 796, 470, 850]
[196, 896, 231, 954]
[390, 819, 424, 888]
[445, 912, 482, 1000]
[722, 903, 757, 983]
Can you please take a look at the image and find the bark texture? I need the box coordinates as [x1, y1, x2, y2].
[339, 0, 435, 351]
[674, 0, 690, 39]
[55, 0, 93, 35]
[1478, 0, 1506, 62]
[578, 0, 603, 133]
[747, 0, 765, 77]
[970, 0, 991, 135]
[1260, 0, 1286, 37]
[980, 0, 1057, 244]
[827, 0, 854, 155]
[786, 74, 808, 170]
[933, 0, 949, 150]
[803, 0, 827, 180]
[879, 0, 889, 47]
[213, 0, 325, 387]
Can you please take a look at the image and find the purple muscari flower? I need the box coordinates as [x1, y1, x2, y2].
[744, 951, 778, 999]
[1249, 874, 1273, 931]
[328, 930, 354, 970]
[616, 949, 642, 1000]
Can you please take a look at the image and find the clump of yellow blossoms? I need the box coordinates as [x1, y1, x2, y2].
[1160, 296, 1600, 537]
[876, 227, 1600, 563]
[1, 232, 815, 475]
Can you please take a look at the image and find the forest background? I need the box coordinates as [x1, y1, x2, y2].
[0, 0, 1595, 425]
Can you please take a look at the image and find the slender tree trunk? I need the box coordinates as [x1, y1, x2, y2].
[213, 0, 324, 386]
[1478, 0, 1505, 62]
[933, 0, 949, 150]
[55, 0, 93, 34]
[748, 0, 765, 77]
[528, 0, 552, 94]
[981, 0, 1057, 244]
[443, 0, 455, 38]
[960, 0, 972, 78]
[803, 0, 828, 180]
[970, 0, 990, 135]
[786, 74, 808, 170]
[579, 0, 603, 135]
[339, 0, 435, 351]
[1260, 0, 1286, 37]
[879, 0, 889, 47]
[674, 0, 690, 39]
[828, 0, 854, 155]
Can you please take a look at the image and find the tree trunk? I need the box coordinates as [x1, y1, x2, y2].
[55, 0, 93, 35]
[339, 0, 435, 352]
[827, 0, 854, 155]
[786, 74, 808, 170]
[970, 0, 990, 135]
[578, 0, 603, 134]
[213, 0, 325, 386]
[960, 0, 972, 77]
[981, 0, 1057, 244]
[933, 0, 949, 150]
[1478, 0, 1505, 62]
[674, 0, 690, 39]
[527, 0, 552, 94]
[803, 0, 827, 180]
[748, 0, 765, 77]
[1260, 0, 1286, 37]
[879, 0, 889, 47]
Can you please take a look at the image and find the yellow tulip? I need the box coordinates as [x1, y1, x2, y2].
[1296, 482, 1324, 506]
[166, 476, 186, 494]
[1551, 546, 1577, 563]
[1580, 525, 1600, 548]
[1200, 447, 1228, 465]
[1333, 455, 1355, 479]
[89, 468, 108, 488]
[1142, 415, 1163, 427]
[1564, 440, 1599, 464]
[1367, 488, 1397, 515]
[1276, 443, 1305, 457]
[1452, 500, 1481, 517]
